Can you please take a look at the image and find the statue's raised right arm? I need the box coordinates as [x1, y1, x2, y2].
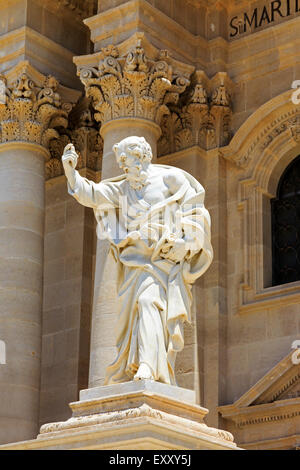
[62, 144, 119, 209]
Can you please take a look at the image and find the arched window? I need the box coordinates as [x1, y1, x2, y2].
[271, 156, 300, 286]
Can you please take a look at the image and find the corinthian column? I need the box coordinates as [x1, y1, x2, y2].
[75, 36, 194, 387]
[0, 62, 74, 444]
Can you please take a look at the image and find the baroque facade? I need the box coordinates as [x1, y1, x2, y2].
[0, 0, 299, 450]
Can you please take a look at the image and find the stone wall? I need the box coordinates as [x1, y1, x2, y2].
[40, 176, 96, 425]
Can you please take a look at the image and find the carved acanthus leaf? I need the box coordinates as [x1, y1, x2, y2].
[211, 84, 231, 107]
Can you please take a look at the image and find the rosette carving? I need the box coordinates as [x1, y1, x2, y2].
[78, 42, 190, 126]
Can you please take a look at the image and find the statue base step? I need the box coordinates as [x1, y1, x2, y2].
[0, 381, 241, 450]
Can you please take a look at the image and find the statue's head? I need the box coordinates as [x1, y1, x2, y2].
[113, 136, 152, 165]
[113, 136, 152, 190]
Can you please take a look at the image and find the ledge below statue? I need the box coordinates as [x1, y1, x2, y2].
[0, 381, 241, 450]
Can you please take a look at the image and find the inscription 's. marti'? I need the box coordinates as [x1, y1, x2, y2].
[229, 0, 300, 38]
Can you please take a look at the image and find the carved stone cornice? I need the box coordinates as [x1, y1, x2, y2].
[218, 350, 300, 430]
[158, 71, 233, 156]
[38, 402, 234, 444]
[0, 62, 77, 149]
[224, 399, 300, 429]
[78, 40, 191, 127]
[46, 101, 103, 180]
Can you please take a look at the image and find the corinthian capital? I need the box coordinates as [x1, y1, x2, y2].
[159, 71, 212, 155]
[0, 62, 79, 148]
[158, 71, 234, 156]
[78, 40, 191, 126]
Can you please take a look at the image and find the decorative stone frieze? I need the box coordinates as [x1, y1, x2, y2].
[259, 115, 300, 152]
[46, 102, 103, 180]
[226, 106, 300, 169]
[289, 115, 300, 143]
[78, 41, 191, 127]
[158, 71, 233, 156]
[0, 64, 74, 149]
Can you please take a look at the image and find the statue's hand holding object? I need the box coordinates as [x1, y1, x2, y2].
[62, 144, 78, 170]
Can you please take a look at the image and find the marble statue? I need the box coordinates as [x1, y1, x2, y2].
[62, 136, 213, 385]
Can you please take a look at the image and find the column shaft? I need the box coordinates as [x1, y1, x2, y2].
[0, 142, 47, 444]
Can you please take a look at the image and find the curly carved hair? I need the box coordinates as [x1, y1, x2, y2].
[113, 136, 152, 163]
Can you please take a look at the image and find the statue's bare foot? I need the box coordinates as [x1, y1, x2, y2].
[133, 363, 154, 381]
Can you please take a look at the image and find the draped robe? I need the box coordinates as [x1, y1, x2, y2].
[68, 164, 213, 385]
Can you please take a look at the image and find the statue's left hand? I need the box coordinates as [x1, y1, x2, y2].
[161, 238, 187, 262]
[169, 238, 187, 262]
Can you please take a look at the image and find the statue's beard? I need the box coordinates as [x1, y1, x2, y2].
[125, 166, 148, 190]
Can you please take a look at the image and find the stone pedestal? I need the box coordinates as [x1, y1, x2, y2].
[0, 381, 241, 450]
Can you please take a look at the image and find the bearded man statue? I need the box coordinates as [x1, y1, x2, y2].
[62, 136, 213, 386]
